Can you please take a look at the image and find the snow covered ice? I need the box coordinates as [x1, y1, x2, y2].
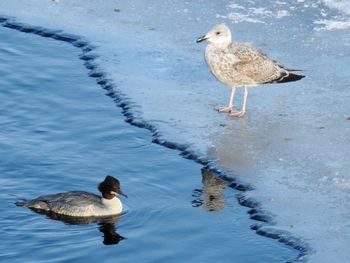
[0, 0, 349, 262]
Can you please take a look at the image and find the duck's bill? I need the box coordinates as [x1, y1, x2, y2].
[196, 35, 208, 43]
[119, 191, 128, 198]
[111, 190, 128, 198]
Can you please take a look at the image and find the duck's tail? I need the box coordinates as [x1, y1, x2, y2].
[15, 200, 30, 207]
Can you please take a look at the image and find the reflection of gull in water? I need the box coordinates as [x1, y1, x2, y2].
[197, 24, 305, 117]
[192, 169, 228, 212]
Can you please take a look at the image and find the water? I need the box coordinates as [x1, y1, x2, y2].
[0, 0, 349, 261]
[0, 25, 298, 262]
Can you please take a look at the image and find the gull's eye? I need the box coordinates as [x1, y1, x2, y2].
[216, 31, 221, 35]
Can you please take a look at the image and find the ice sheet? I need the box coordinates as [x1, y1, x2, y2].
[317, 0, 350, 30]
[0, 0, 349, 262]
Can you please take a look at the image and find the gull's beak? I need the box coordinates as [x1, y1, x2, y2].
[196, 35, 208, 43]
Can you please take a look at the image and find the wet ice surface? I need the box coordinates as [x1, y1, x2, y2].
[0, 0, 349, 262]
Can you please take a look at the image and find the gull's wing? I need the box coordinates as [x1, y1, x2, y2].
[230, 43, 289, 84]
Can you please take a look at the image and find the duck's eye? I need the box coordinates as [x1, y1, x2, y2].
[216, 32, 221, 35]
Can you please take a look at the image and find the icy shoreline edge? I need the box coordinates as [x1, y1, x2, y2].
[0, 16, 309, 262]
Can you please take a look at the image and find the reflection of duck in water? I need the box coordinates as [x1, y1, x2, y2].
[44, 211, 125, 245]
[16, 175, 127, 245]
[32, 209, 125, 245]
[53, 213, 125, 245]
[98, 221, 125, 245]
[16, 175, 127, 217]
[192, 169, 228, 212]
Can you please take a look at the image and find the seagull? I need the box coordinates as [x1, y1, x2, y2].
[197, 24, 305, 117]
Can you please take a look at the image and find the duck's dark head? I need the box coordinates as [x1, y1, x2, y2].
[98, 175, 127, 200]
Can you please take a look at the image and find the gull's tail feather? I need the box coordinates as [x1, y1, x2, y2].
[285, 68, 304, 72]
[278, 73, 305, 83]
[265, 72, 305, 84]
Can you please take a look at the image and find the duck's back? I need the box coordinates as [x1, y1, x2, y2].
[16, 191, 103, 217]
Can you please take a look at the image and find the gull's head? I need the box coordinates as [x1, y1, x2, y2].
[196, 24, 232, 46]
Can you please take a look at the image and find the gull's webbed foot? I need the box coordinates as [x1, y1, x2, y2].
[216, 106, 232, 113]
[229, 111, 246, 118]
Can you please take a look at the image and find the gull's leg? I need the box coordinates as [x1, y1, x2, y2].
[217, 87, 236, 113]
[230, 86, 248, 117]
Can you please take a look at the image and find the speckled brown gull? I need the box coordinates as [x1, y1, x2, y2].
[197, 24, 305, 117]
